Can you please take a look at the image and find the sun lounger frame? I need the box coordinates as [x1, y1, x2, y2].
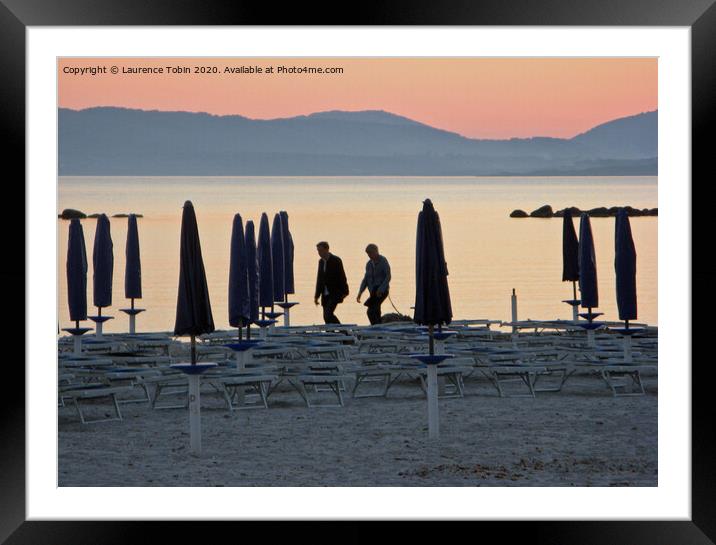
[60, 385, 134, 424]
[286, 374, 347, 407]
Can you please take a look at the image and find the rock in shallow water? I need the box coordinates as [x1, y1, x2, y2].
[512, 206, 657, 218]
[530, 205, 554, 218]
[58, 208, 86, 219]
[587, 207, 610, 217]
[554, 206, 582, 217]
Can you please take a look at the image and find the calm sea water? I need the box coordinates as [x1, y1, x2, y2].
[57, 176, 657, 333]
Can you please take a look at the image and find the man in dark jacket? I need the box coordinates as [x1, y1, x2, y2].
[314, 241, 349, 324]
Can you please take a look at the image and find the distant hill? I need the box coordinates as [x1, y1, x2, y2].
[58, 107, 657, 176]
[571, 111, 657, 159]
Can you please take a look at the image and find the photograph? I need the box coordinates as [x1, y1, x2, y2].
[3, 4, 709, 540]
[56, 56, 659, 488]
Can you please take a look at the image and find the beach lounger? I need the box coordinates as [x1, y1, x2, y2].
[479, 364, 548, 398]
[351, 368, 394, 398]
[58, 372, 75, 407]
[107, 353, 173, 366]
[59, 356, 115, 369]
[415, 365, 468, 399]
[59, 383, 134, 424]
[566, 361, 654, 397]
[206, 372, 277, 410]
[139, 369, 191, 409]
[468, 347, 566, 397]
[389, 358, 471, 399]
[286, 373, 348, 408]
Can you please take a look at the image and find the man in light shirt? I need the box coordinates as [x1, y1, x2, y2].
[314, 241, 349, 324]
[356, 243, 391, 325]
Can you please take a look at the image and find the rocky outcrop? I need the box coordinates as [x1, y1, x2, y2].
[553, 206, 582, 217]
[58, 209, 86, 219]
[530, 205, 554, 218]
[587, 207, 610, 217]
[511, 206, 657, 218]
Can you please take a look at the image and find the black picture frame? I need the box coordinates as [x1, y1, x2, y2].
[3, 1, 712, 543]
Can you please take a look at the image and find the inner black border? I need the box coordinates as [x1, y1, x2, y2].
[3, 1, 713, 542]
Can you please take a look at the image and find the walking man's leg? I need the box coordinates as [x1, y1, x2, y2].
[367, 292, 387, 325]
[322, 294, 341, 324]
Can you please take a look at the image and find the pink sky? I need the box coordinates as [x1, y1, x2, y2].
[58, 57, 657, 139]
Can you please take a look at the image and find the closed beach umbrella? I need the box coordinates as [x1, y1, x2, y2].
[413, 198, 453, 441]
[271, 213, 285, 303]
[578, 213, 599, 310]
[414, 199, 453, 335]
[228, 213, 250, 329]
[171, 202, 217, 458]
[257, 213, 274, 311]
[562, 209, 579, 283]
[280, 210, 295, 296]
[245, 220, 260, 324]
[615, 208, 637, 322]
[125, 214, 142, 300]
[174, 201, 215, 355]
[92, 214, 113, 310]
[67, 218, 88, 324]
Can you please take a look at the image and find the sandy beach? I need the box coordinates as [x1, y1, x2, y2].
[58, 368, 657, 487]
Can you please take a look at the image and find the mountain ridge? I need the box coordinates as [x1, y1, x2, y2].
[58, 107, 658, 176]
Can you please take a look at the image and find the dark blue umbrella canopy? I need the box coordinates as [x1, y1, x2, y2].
[67, 218, 88, 322]
[413, 199, 452, 326]
[244, 220, 259, 323]
[257, 213, 274, 308]
[615, 208, 637, 321]
[124, 214, 142, 299]
[578, 213, 599, 309]
[562, 209, 579, 282]
[174, 201, 215, 336]
[280, 210, 295, 295]
[92, 214, 114, 309]
[271, 213, 285, 302]
[228, 213, 250, 328]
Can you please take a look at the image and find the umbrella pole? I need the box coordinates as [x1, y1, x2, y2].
[129, 298, 136, 335]
[428, 324, 435, 355]
[96, 307, 104, 339]
[572, 282, 579, 322]
[238, 326, 243, 342]
[587, 307, 595, 348]
[621, 319, 631, 363]
[73, 320, 82, 355]
[247, 323, 251, 340]
[191, 334, 196, 365]
[427, 324, 439, 440]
